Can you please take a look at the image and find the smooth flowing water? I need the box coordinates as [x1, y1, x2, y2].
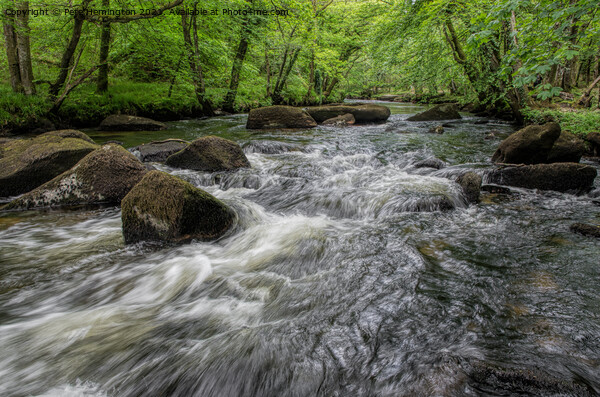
[1, 102, 599, 396]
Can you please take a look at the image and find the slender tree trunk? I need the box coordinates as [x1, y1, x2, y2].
[223, 27, 249, 113]
[272, 47, 300, 104]
[2, 15, 23, 93]
[181, 11, 214, 115]
[305, 52, 315, 103]
[265, 47, 271, 97]
[15, 1, 35, 95]
[49, 1, 90, 99]
[96, 0, 111, 93]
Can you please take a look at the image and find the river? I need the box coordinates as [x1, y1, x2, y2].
[1, 101, 599, 396]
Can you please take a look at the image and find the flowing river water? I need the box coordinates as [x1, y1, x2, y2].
[1, 101, 599, 396]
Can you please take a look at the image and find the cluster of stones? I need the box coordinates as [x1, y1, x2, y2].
[1, 129, 249, 245]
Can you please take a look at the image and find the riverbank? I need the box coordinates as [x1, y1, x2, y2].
[1, 81, 232, 136]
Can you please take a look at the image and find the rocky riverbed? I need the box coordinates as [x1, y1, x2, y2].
[0, 101, 599, 396]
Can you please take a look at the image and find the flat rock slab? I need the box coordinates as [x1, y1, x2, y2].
[486, 163, 596, 193]
[0, 130, 98, 197]
[131, 139, 189, 162]
[306, 103, 390, 124]
[322, 113, 355, 126]
[100, 114, 167, 131]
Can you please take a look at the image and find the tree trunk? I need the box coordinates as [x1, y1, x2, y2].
[2, 15, 23, 93]
[272, 47, 300, 104]
[222, 28, 249, 113]
[577, 75, 600, 107]
[96, 0, 111, 93]
[265, 47, 271, 97]
[49, 1, 90, 99]
[15, 1, 35, 95]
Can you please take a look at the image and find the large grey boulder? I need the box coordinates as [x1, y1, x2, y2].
[100, 114, 167, 131]
[306, 103, 390, 124]
[3, 144, 148, 210]
[121, 170, 235, 244]
[246, 106, 317, 129]
[406, 104, 462, 121]
[0, 130, 98, 197]
[491, 122, 561, 164]
[486, 163, 596, 193]
[165, 136, 250, 172]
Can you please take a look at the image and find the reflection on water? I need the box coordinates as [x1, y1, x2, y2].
[1, 102, 599, 396]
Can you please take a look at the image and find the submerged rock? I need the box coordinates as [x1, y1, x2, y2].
[0, 131, 98, 197]
[99, 114, 167, 131]
[570, 223, 600, 238]
[428, 125, 444, 134]
[131, 139, 189, 162]
[165, 136, 250, 172]
[491, 122, 561, 164]
[469, 361, 594, 396]
[481, 184, 512, 194]
[414, 158, 445, 169]
[322, 113, 355, 126]
[246, 106, 317, 129]
[121, 170, 235, 244]
[486, 163, 596, 193]
[3, 144, 148, 210]
[242, 140, 303, 154]
[306, 103, 390, 124]
[406, 103, 461, 121]
[457, 172, 482, 203]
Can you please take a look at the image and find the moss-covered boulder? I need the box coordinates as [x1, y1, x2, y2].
[131, 139, 189, 162]
[486, 163, 596, 193]
[457, 172, 482, 203]
[406, 103, 462, 121]
[99, 114, 167, 131]
[165, 136, 250, 172]
[547, 131, 585, 163]
[492, 122, 561, 164]
[3, 144, 148, 210]
[121, 170, 235, 244]
[306, 103, 390, 124]
[0, 131, 98, 197]
[246, 106, 317, 129]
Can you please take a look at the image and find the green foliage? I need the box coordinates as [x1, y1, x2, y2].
[522, 107, 600, 137]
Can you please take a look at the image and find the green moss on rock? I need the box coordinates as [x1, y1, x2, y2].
[0, 133, 98, 197]
[121, 170, 235, 244]
[165, 135, 250, 172]
[492, 122, 561, 164]
[3, 144, 147, 210]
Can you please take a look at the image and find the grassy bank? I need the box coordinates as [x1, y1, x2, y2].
[522, 108, 600, 138]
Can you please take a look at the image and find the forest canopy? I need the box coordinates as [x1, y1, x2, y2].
[1, 0, 599, 129]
